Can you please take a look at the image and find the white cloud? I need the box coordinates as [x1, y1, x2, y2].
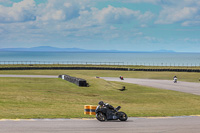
[120, 0, 200, 6]
[182, 21, 200, 26]
[155, 7, 198, 24]
[37, 0, 91, 21]
[0, 0, 155, 25]
[154, 0, 200, 26]
[140, 24, 148, 27]
[95, 5, 138, 24]
[117, 0, 160, 4]
[0, 0, 157, 47]
[38, 0, 79, 21]
[0, 0, 36, 23]
[0, 0, 92, 23]
[121, 0, 200, 26]
[137, 11, 155, 22]
[144, 36, 156, 41]
[93, 5, 154, 24]
[184, 38, 200, 43]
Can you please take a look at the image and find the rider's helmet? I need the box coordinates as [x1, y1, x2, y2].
[98, 101, 104, 106]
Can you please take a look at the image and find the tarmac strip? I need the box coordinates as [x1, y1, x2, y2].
[101, 77, 200, 95]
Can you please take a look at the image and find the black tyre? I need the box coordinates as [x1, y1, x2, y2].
[96, 112, 107, 121]
[118, 112, 128, 121]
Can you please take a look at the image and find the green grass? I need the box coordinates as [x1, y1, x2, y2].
[0, 64, 200, 69]
[0, 69, 200, 82]
[0, 70, 200, 119]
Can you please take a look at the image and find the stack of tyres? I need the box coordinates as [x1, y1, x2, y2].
[84, 105, 90, 115]
[76, 78, 87, 86]
[90, 105, 97, 115]
[58, 74, 88, 87]
[75, 78, 79, 86]
[84, 105, 97, 115]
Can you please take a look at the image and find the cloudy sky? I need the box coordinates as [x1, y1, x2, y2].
[0, 0, 200, 52]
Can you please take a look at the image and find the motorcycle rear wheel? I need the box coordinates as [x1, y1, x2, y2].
[118, 112, 128, 121]
[96, 112, 107, 121]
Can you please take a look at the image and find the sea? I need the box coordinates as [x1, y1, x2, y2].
[0, 51, 200, 66]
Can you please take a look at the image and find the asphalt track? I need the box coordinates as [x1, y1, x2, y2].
[1, 74, 200, 132]
[1, 116, 200, 133]
[101, 77, 200, 95]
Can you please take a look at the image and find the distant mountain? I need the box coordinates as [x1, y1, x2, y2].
[0, 46, 176, 53]
[153, 49, 175, 53]
[0, 46, 86, 52]
[30, 46, 86, 52]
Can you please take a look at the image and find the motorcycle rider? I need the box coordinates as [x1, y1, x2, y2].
[173, 76, 177, 83]
[97, 101, 115, 119]
[119, 76, 124, 80]
[98, 101, 115, 110]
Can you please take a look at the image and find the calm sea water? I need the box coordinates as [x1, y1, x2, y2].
[0, 52, 200, 66]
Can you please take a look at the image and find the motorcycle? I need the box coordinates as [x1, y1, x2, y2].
[95, 105, 128, 121]
[119, 76, 124, 80]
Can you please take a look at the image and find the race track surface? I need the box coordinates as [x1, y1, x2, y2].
[1, 116, 200, 133]
[101, 77, 200, 95]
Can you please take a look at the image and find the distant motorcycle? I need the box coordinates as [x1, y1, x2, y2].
[95, 105, 128, 121]
[119, 76, 124, 80]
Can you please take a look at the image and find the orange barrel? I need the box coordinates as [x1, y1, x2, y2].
[90, 105, 97, 115]
[84, 105, 90, 115]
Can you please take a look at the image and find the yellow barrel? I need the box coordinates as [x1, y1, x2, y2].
[89, 105, 97, 115]
[84, 105, 90, 115]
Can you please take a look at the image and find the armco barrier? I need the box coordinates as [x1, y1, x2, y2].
[58, 74, 88, 87]
[0, 67, 199, 72]
[133, 69, 200, 72]
[0, 67, 128, 71]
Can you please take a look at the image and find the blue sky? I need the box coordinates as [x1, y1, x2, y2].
[0, 0, 200, 52]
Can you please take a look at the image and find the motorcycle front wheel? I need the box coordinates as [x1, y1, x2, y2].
[96, 112, 107, 121]
[118, 112, 128, 121]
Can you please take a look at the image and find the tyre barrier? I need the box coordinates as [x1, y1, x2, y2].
[132, 69, 200, 72]
[90, 105, 97, 115]
[0, 67, 199, 72]
[0, 67, 128, 71]
[58, 74, 88, 87]
[84, 105, 97, 115]
[84, 105, 90, 115]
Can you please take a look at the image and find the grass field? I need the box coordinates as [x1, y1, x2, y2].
[0, 69, 200, 82]
[0, 69, 200, 119]
[0, 64, 200, 69]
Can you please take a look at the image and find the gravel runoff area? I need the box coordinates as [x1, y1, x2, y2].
[101, 77, 200, 96]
